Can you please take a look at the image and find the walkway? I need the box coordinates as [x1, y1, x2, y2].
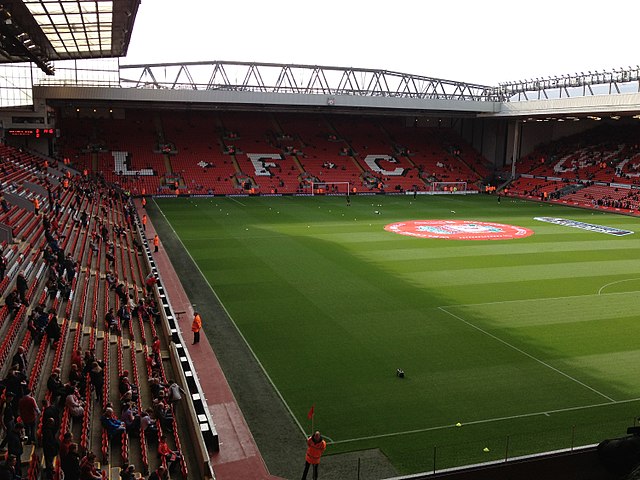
[136, 199, 283, 480]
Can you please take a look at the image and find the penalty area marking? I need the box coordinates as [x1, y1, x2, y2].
[439, 288, 640, 310]
[227, 196, 247, 206]
[598, 278, 640, 295]
[438, 307, 615, 403]
[329, 397, 640, 445]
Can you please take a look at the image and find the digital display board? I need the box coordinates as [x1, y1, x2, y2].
[6, 128, 57, 138]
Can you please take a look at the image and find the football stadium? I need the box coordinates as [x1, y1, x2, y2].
[2, 2, 640, 480]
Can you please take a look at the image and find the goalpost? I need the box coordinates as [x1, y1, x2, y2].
[310, 181, 351, 196]
[430, 181, 468, 194]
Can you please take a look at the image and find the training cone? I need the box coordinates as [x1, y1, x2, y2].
[483, 447, 490, 453]
[455, 422, 462, 427]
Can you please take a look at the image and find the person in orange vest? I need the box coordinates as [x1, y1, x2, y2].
[142, 214, 147, 231]
[153, 234, 159, 253]
[141, 197, 147, 209]
[191, 311, 202, 345]
[301, 431, 326, 480]
[33, 198, 40, 215]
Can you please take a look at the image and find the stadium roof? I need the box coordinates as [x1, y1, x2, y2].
[0, 0, 140, 75]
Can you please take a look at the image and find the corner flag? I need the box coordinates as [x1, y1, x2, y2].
[307, 405, 315, 420]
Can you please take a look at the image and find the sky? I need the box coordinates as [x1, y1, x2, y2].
[124, 0, 640, 87]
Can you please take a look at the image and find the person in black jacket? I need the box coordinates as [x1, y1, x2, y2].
[0, 454, 19, 480]
[16, 271, 28, 304]
[5, 423, 24, 476]
[42, 416, 59, 476]
[148, 465, 168, 480]
[60, 442, 81, 480]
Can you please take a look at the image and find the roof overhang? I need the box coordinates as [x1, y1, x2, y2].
[0, 0, 140, 75]
[34, 85, 502, 116]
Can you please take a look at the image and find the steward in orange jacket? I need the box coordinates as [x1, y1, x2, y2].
[191, 312, 202, 345]
[302, 431, 326, 479]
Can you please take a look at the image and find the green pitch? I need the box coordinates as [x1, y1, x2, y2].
[156, 194, 640, 474]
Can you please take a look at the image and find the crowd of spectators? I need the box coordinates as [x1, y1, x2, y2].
[0, 153, 187, 479]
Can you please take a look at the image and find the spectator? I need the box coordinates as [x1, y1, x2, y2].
[70, 349, 83, 370]
[148, 465, 168, 480]
[45, 312, 61, 346]
[153, 401, 173, 429]
[117, 304, 131, 330]
[79, 451, 102, 480]
[167, 379, 186, 407]
[101, 407, 125, 439]
[16, 271, 28, 304]
[119, 464, 136, 480]
[118, 374, 138, 404]
[158, 434, 182, 473]
[27, 313, 44, 344]
[46, 368, 65, 404]
[115, 283, 128, 304]
[89, 362, 104, 404]
[5, 422, 24, 468]
[68, 364, 85, 391]
[41, 417, 59, 476]
[59, 432, 74, 462]
[11, 347, 26, 374]
[0, 251, 6, 279]
[61, 442, 81, 480]
[3, 368, 26, 399]
[140, 409, 158, 437]
[41, 397, 60, 433]
[0, 391, 15, 451]
[17, 387, 39, 444]
[65, 386, 85, 418]
[4, 290, 21, 313]
[105, 307, 119, 334]
[120, 402, 140, 434]
[145, 272, 157, 293]
[0, 455, 19, 480]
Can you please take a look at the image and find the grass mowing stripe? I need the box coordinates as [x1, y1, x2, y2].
[406, 259, 640, 286]
[438, 306, 616, 402]
[360, 240, 640, 261]
[152, 197, 308, 438]
[330, 396, 640, 445]
[440, 289, 640, 309]
[598, 278, 640, 294]
[155, 195, 640, 473]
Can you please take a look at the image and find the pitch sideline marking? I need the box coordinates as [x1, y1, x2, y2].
[597, 278, 640, 295]
[154, 199, 308, 439]
[438, 306, 615, 403]
[329, 396, 640, 445]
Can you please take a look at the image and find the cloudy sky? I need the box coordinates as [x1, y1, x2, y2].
[124, 0, 640, 87]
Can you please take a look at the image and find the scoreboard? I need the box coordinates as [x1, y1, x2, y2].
[6, 128, 58, 138]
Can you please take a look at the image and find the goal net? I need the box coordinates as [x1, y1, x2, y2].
[431, 181, 468, 194]
[310, 181, 351, 196]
